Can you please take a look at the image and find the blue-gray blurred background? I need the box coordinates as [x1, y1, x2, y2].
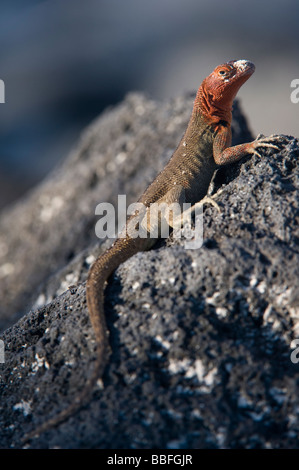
[0, 0, 298, 210]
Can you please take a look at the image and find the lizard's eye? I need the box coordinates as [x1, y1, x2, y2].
[218, 69, 227, 76]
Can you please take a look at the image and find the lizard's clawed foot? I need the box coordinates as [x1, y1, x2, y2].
[197, 195, 221, 213]
[170, 194, 221, 231]
[179, 194, 221, 227]
[251, 134, 282, 158]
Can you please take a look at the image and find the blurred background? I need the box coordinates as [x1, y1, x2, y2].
[0, 0, 298, 211]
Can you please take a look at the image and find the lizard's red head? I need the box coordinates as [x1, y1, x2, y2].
[195, 60, 255, 123]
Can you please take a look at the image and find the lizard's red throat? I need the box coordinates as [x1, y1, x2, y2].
[194, 59, 255, 124]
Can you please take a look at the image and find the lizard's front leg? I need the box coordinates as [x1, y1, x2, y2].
[213, 125, 281, 166]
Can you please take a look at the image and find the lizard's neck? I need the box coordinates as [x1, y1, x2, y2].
[193, 84, 232, 125]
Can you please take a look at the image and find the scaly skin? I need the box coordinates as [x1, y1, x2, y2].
[23, 59, 280, 442]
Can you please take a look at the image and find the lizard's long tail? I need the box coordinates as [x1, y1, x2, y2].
[22, 236, 147, 443]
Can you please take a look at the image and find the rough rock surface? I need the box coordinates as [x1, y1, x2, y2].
[0, 92, 298, 449]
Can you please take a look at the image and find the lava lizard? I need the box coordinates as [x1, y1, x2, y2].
[24, 59, 280, 442]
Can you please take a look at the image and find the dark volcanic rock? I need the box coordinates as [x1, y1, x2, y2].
[0, 92, 298, 449]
